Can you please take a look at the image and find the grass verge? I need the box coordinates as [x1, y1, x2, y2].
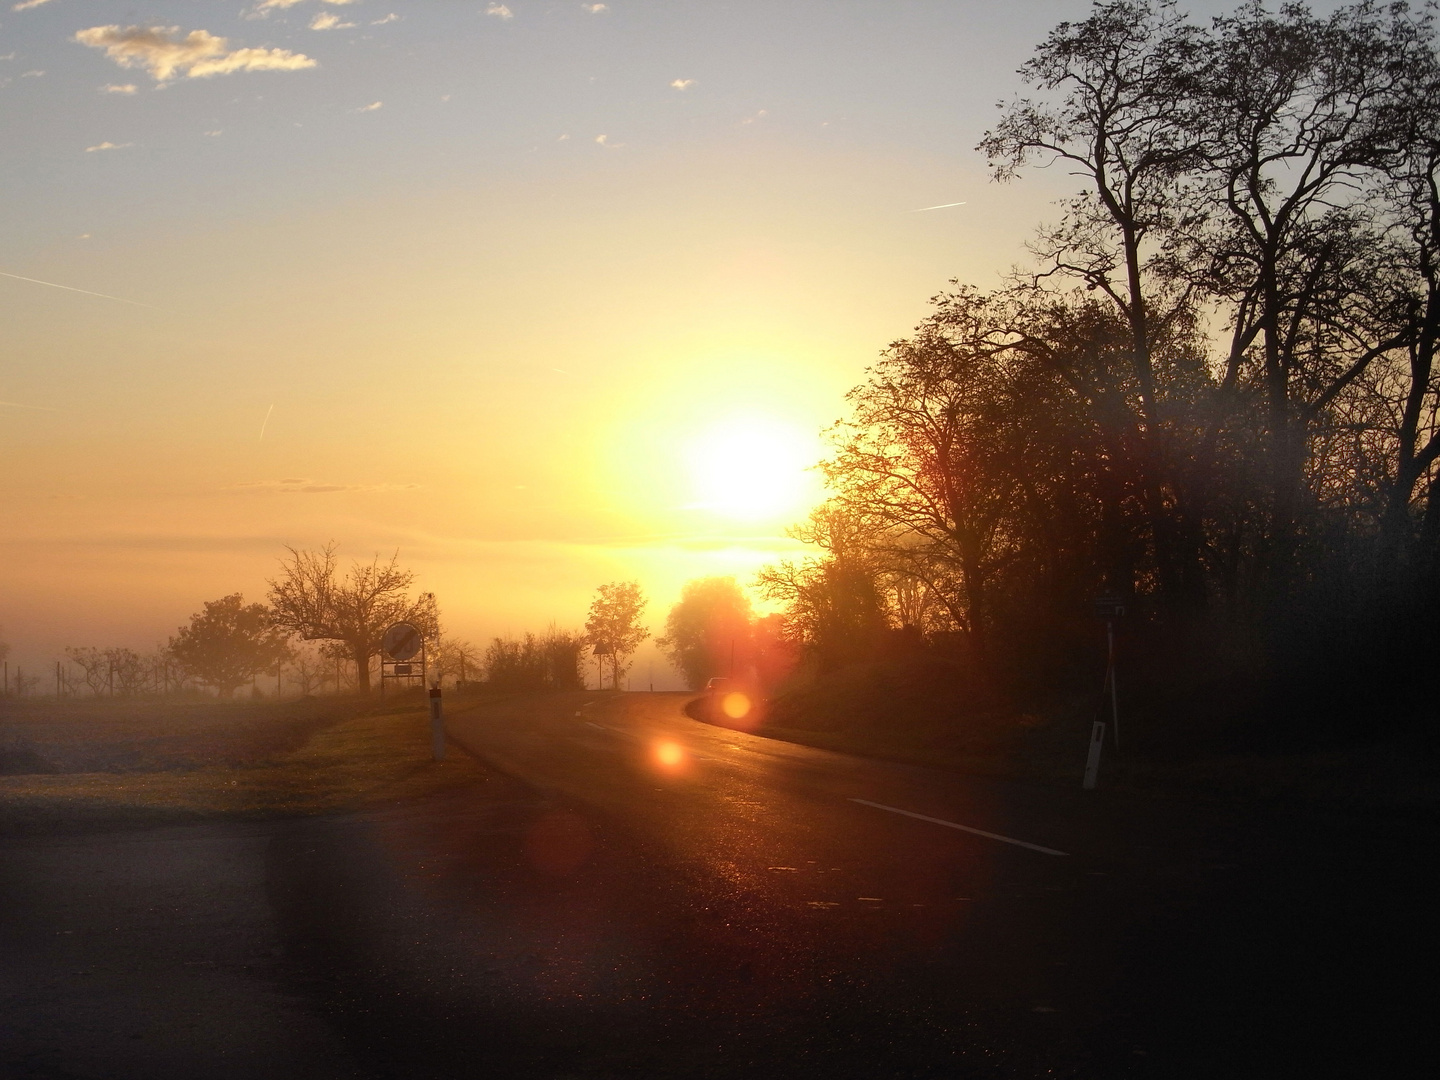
[0, 704, 485, 832]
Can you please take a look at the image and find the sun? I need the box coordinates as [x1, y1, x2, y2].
[686, 415, 818, 521]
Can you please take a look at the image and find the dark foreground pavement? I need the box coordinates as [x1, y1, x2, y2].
[1, 691, 1432, 1078]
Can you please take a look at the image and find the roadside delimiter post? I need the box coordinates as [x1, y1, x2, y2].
[429, 682, 445, 762]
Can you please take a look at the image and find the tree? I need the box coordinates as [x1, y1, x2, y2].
[584, 581, 649, 690]
[267, 543, 438, 694]
[168, 594, 292, 699]
[659, 577, 755, 690]
[432, 637, 483, 687]
[64, 647, 110, 696]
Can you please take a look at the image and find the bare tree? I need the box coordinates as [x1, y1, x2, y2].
[267, 543, 438, 695]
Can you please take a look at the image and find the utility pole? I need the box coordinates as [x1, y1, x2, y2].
[55, 661, 61, 698]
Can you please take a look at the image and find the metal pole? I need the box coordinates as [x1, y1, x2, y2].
[1107, 619, 1120, 751]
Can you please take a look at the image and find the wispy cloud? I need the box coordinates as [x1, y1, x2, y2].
[582, 3, 609, 12]
[909, 200, 967, 212]
[255, 0, 356, 10]
[84, 140, 132, 152]
[372, 13, 400, 25]
[101, 83, 136, 93]
[0, 398, 58, 411]
[12, 0, 57, 12]
[486, 4, 513, 19]
[357, 100, 382, 111]
[670, 78, 695, 90]
[74, 25, 317, 83]
[740, 108, 768, 125]
[233, 478, 420, 495]
[310, 12, 355, 30]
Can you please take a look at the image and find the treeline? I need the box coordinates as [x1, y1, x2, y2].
[2, 551, 640, 701]
[756, 1, 1440, 737]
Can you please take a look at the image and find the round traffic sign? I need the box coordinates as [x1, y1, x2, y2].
[381, 622, 423, 661]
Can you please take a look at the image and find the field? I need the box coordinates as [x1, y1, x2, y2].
[0, 693, 485, 831]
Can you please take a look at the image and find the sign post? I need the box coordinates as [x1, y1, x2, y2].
[379, 621, 426, 696]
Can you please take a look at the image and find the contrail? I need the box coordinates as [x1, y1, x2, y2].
[0, 269, 160, 310]
[910, 200, 968, 212]
[259, 403, 274, 442]
[0, 399, 58, 411]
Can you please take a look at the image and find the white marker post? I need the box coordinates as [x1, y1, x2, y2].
[1083, 721, 1105, 789]
[428, 683, 445, 762]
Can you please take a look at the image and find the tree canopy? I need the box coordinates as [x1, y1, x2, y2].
[761, 0, 1440, 729]
[659, 577, 754, 689]
[168, 594, 291, 698]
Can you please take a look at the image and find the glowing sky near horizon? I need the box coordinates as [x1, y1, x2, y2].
[0, 0, 1286, 674]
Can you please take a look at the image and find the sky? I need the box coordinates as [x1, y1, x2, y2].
[0, 0, 1263, 683]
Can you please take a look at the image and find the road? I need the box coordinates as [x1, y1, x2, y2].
[2, 691, 1430, 1078]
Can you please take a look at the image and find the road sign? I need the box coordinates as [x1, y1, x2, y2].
[381, 622, 423, 661]
[1093, 595, 1127, 619]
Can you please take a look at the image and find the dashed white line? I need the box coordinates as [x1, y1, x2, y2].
[848, 798, 1070, 857]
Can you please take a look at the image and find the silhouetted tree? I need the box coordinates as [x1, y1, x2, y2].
[267, 543, 437, 695]
[168, 594, 291, 699]
[584, 581, 649, 689]
[659, 577, 754, 689]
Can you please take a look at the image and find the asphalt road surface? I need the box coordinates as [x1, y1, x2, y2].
[1, 691, 1430, 1078]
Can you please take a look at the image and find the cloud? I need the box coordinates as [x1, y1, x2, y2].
[357, 100, 382, 111]
[670, 78, 694, 90]
[486, 4, 513, 19]
[255, 0, 356, 9]
[582, 3, 609, 12]
[372, 13, 400, 24]
[74, 25, 317, 83]
[101, 83, 136, 93]
[13, 0, 57, 11]
[84, 141, 132, 152]
[310, 12, 355, 30]
[233, 478, 419, 495]
[740, 108, 769, 125]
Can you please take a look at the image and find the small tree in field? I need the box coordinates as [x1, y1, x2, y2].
[584, 581, 649, 690]
[64, 647, 110, 696]
[169, 594, 291, 698]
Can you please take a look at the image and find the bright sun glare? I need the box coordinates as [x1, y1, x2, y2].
[687, 416, 817, 521]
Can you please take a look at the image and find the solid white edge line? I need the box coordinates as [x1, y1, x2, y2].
[848, 798, 1070, 857]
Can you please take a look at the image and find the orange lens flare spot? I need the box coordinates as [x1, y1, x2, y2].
[721, 692, 751, 719]
[654, 740, 685, 767]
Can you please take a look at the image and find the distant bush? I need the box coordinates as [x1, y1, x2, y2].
[483, 626, 585, 692]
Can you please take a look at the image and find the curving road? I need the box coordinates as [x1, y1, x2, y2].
[2, 691, 1427, 1078]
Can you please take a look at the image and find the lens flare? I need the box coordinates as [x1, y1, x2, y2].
[721, 691, 751, 719]
[654, 740, 685, 767]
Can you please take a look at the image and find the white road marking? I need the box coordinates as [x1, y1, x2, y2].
[848, 798, 1069, 857]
